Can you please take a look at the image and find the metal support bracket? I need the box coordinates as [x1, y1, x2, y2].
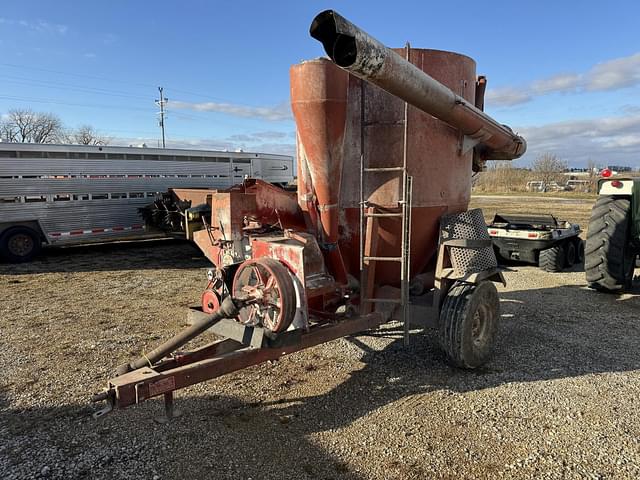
[459, 127, 493, 155]
[185, 307, 312, 349]
[460, 135, 481, 155]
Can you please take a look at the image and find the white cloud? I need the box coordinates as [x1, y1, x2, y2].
[0, 18, 68, 35]
[602, 135, 640, 148]
[109, 134, 295, 157]
[531, 73, 581, 94]
[227, 131, 291, 142]
[102, 33, 118, 45]
[484, 88, 531, 107]
[168, 100, 292, 121]
[488, 52, 640, 107]
[515, 114, 640, 166]
[585, 52, 640, 91]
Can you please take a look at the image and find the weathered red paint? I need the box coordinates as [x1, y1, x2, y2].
[291, 59, 349, 285]
[251, 233, 335, 299]
[290, 49, 479, 288]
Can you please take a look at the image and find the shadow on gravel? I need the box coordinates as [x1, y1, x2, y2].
[3, 283, 640, 479]
[0, 239, 210, 275]
[497, 259, 586, 273]
[250, 282, 640, 432]
[0, 394, 368, 480]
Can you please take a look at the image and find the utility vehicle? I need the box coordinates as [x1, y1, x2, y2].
[488, 213, 583, 272]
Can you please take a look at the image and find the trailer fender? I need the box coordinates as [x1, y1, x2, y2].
[0, 220, 49, 244]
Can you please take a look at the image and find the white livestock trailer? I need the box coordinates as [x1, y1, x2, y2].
[0, 143, 294, 262]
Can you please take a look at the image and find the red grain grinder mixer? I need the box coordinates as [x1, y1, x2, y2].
[294, 10, 525, 346]
[91, 10, 526, 418]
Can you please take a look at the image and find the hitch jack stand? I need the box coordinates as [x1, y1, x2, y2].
[155, 391, 181, 424]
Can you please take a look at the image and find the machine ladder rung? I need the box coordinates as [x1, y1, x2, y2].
[363, 166, 405, 172]
[363, 256, 402, 262]
[364, 212, 403, 218]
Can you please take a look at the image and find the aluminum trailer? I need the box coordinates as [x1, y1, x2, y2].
[0, 143, 293, 262]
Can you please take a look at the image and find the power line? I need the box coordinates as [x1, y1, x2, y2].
[0, 62, 156, 90]
[0, 75, 149, 101]
[0, 61, 281, 110]
[0, 94, 153, 112]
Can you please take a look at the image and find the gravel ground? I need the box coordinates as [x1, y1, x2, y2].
[2, 208, 640, 479]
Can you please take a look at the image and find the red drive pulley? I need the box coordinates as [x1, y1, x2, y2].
[201, 288, 222, 314]
[232, 257, 296, 333]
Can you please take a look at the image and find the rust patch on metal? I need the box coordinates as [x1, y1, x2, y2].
[148, 376, 176, 397]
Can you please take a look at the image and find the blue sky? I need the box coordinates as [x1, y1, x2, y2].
[0, 1, 639, 166]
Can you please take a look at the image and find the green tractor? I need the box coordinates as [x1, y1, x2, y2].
[585, 171, 640, 292]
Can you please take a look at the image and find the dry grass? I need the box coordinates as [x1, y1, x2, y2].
[470, 194, 595, 234]
[472, 165, 597, 194]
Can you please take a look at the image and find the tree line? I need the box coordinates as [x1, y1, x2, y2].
[0, 108, 110, 145]
[473, 154, 600, 193]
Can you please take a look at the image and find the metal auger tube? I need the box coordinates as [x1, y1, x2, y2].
[115, 295, 244, 375]
[309, 9, 526, 161]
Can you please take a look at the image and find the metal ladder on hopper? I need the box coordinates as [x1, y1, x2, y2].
[359, 44, 414, 346]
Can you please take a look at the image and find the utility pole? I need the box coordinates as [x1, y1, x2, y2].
[155, 86, 167, 148]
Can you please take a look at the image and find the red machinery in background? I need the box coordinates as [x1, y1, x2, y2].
[92, 10, 526, 419]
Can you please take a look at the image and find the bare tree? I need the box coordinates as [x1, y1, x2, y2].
[67, 125, 110, 145]
[473, 161, 535, 193]
[0, 109, 64, 143]
[586, 158, 598, 192]
[531, 153, 568, 187]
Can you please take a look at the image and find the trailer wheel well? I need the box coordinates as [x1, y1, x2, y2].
[0, 221, 47, 243]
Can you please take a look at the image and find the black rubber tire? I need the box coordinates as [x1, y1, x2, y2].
[438, 281, 500, 369]
[0, 226, 42, 263]
[565, 241, 577, 267]
[585, 196, 635, 292]
[575, 238, 585, 264]
[539, 244, 564, 272]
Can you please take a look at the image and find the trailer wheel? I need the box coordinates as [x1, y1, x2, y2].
[232, 258, 296, 334]
[0, 226, 42, 263]
[438, 281, 500, 369]
[585, 196, 635, 292]
[565, 241, 577, 267]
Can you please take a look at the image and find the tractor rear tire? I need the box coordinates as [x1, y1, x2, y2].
[585, 196, 635, 292]
[438, 281, 500, 369]
[539, 244, 564, 272]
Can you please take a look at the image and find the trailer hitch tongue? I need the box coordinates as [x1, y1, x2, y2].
[115, 294, 252, 376]
[91, 294, 256, 419]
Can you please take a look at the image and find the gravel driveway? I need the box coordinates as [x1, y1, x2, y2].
[1, 238, 639, 479]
